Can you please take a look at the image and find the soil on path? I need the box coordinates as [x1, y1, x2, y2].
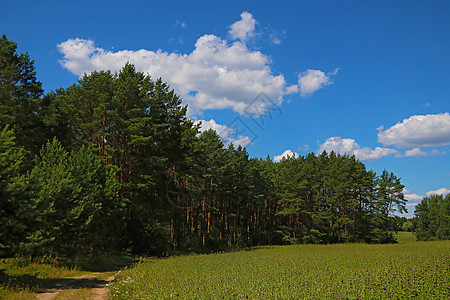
[34, 272, 116, 300]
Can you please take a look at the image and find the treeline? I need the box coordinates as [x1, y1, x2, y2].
[414, 194, 449, 241]
[1, 35, 408, 258]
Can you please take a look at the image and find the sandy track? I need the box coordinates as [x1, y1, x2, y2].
[35, 272, 116, 300]
[89, 274, 116, 300]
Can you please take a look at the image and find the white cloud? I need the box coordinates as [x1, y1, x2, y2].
[58, 13, 340, 117]
[402, 148, 427, 157]
[174, 21, 187, 29]
[300, 144, 310, 151]
[272, 36, 282, 45]
[286, 85, 299, 94]
[397, 147, 447, 157]
[194, 119, 233, 139]
[426, 187, 450, 197]
[378, 113, 450, 149]
[318, 136, 398, 161]
[58, 35, 295, 116]
[268, 29, 286, 45]
[401, 188, 422, 207]
[229, 136, 252, 147]
[430, 149, 447, 156]
[298, 69, 338, 97]
[228, 11, 256, 42]
[404, 193, 423, 201]
[274, 149, 299, 162]
[194, 119, 252, 147]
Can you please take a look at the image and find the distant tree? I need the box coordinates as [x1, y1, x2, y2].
[274, 151, 379, 244]
[371, 170, 406, 243]
[402, 220, 414, 232]
[414, 194, 449, 241]
[395, 216, 408, 230]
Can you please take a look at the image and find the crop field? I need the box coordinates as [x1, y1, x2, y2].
[110, 233, 450, 299]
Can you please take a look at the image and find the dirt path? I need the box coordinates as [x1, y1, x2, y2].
[35, 272, 116, 300]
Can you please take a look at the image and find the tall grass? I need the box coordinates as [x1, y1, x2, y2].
[0, 257, 85, 299]
[110, 233, 450, 299]
[0, 254, 132, 299]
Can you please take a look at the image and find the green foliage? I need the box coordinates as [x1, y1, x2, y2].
[0, 126, 30, 256]
[395, 216, 409, 230]
[0, 34, 45, 159]
[110, 233, 450, 299]
[42, 64, 191, 255]
[415, 194, 450, 241]
[369, 170, 406, 243]
[402, 220, 414, 232]
[274, 151, 403, 244]
[22, 139, 122, 258]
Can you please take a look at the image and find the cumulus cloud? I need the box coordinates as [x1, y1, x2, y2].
[58, 35, 295, 116]
[228, 11, 256, 42]
[426, 187, 450, 197]
[194, 119, 252, 147]
[318, 136, 397, 161]
[58, 13, 339, 117]
[194, 119, 233, 139]
[402, 148, 427, 157]
[273, 149, 299, 162]
[378, 113, 450, 149]
[430, 149, 447, 156]
[298, 68, 338, 97]
[402, 189, 422, 207]
[397, 148, 447, 157]
[229, 135, 252, 146]
[404, 193, 423, 201]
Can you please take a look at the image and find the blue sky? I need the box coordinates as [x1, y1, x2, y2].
[2, 0, 449, 217]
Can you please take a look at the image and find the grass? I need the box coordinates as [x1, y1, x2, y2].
[0, 255, 131, 299]
[110, 232, 450, 299]
[0, 257, 86, 299]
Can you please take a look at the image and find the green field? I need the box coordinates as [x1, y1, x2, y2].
[110, 233, 450, 299]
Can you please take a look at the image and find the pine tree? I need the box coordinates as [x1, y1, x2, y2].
[0, 35, 44, 159]
[371, 170, 406, 243]
[43, 63, 192, 255]
[0, 126, 29, 256]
